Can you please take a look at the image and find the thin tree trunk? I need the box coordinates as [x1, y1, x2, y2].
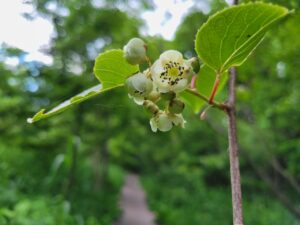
[226, 66, 244, 225]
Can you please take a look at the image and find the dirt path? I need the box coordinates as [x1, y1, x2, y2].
[115, 174, 157, 225]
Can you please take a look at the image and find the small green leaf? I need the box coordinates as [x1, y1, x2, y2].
[181, 65, 227, 113]
[93, 49, 139, 89]
[28, 49, 139, 123]
[27, 84, 118, 123]
[195, 2, 289, 72]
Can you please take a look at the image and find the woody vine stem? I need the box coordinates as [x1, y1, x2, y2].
[227, 66, 244, 225]
[191, 65, 244, 225]
[226, 0, 244, 224]
[189, 67, 244, 225]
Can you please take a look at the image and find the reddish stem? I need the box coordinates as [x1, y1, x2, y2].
[209, 73, 220, 104]
[190, 75, 197, 89]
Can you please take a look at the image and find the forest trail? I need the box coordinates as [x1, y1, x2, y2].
[115, 174, 157, 225]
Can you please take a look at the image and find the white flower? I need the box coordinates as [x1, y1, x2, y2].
[126, 72, 153, 105]
[150, 111, 173, 132]
[123, 38, 147, 65]
[149, 111, 186, 132]
[151, 50, 192, 93]
[168, 113, 186, 128]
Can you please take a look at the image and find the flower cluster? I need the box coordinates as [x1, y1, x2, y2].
[124, 38, 195, 132]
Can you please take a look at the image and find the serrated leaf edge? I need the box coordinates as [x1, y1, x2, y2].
[195, 2, 289, 72]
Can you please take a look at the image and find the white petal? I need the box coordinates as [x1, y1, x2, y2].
[156, 83, 171, 93]
[150, 118, 157, 132]
[133, 96, 145, 105]
[157, 113, 173, 132]
[151, 60, 171, 93]
[128, 94, 144, 105]
[172, 79, 188, 93]
[132, 73, 151, 92]
[160, 50, 183, 64]
[170, 114, 186, 128]
[151, 60, 164, 76]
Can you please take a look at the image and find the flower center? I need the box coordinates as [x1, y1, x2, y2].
[168, 67, 179, 77]
[159, 61, 185, 86]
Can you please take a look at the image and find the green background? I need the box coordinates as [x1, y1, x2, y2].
[1, 0, 300, 224]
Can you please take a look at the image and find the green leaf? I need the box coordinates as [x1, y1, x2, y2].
[28, 49, 139, 123]
[181, 65, 227, 113]
[93, 49, 139, 89]
[27, 84, 112, 123]
[195, 2, 289, 72]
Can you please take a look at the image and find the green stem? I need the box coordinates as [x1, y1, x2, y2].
[185, 88, 227, 110]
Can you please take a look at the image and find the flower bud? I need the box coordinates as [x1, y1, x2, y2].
[146, 90, 161, 102]
[126, 73, 153, 96]
[160, 91, 176, 101]
[188, 57, 200, 74]
[169, 99, 185, 114]
[126, 72, 153, 105]
[123, 38, 147, 65]
[143, 100, 159, 115]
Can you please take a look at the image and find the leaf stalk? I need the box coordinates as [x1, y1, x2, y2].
[185, 88, 227, 110]
[208, 72, 221, 104]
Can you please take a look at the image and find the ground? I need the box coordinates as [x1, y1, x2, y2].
[115, 174, 157, 225]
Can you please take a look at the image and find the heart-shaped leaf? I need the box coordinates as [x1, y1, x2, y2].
[195, 2, 289, 72]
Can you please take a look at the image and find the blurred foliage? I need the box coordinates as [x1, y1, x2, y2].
[142, 169, 299, 225]
[1, 0, 300, 224]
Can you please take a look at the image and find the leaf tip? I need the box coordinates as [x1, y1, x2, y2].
[26, 118, 33, 124]
[27, 109, 46, 124]
[288, 9, 296, 15]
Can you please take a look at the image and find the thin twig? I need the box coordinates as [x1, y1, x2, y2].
[209, 71, 221, 104]
[244, 151, 300, 220]
[185, 88, 227, 110]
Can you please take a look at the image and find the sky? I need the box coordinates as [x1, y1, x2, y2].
[0, 0, 54, 65]
[0, 0, 212, 65]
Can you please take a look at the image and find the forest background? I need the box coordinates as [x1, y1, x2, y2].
[0, 0, 300, 224]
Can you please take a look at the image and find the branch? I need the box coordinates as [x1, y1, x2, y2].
[271, 158, 300, 195]
[185, 88, 227, 110]
[226, 67, 244, 225]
